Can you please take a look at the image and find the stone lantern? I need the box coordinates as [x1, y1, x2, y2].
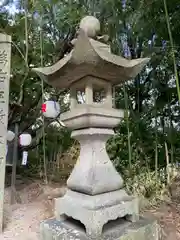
[33, 16, 158, 240]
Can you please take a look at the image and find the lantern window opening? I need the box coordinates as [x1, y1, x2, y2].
[93, 88, 106, 103]
[69, 78, 113, 108]
[76, 90, 85, 104]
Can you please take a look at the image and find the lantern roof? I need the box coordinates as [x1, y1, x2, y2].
[32, 16, 150, 89]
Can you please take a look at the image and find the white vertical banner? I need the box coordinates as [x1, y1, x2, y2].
[22, 151, 28, 165]
[0, 33, 11, 232]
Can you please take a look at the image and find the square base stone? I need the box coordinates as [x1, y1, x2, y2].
[55, 189, 139, 238]
[40, 216, 159, 240]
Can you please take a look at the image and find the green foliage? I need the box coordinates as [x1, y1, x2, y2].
[125, 170, 167, 206]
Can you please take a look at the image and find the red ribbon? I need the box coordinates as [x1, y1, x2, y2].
[41, 104, 46, 113]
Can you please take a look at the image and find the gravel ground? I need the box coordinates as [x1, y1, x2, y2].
[0, 182, 64, 240]
[2, 202, 43, 240]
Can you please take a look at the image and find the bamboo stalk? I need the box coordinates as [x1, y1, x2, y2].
[154, 107, 158, 185]
[123, 86, 132, 170]
[163, 0, 180, 103]
[39, 12, 48, 184]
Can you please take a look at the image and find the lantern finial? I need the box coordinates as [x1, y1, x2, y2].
[79, 16, 100, 38]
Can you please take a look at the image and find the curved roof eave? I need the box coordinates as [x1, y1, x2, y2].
[32, 52, 72, 77]
[89, 38, 150, 69]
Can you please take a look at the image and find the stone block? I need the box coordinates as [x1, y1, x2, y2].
[55, 189, 139, 238]
[40, 216, 159, 240]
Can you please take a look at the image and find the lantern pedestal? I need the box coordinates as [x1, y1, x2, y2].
[55, 190, 139, 239]
[55, 128, 139, 239]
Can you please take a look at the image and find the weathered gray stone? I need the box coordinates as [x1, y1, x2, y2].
[55, 189, 139, 238]
[79, 16, 100, 38]
[54, 127, 139, 238]
[67, 128, 124, 195]
[40, 217, 159, 240]
[61, 101, 124, 130]
[32, 29, 150, 89]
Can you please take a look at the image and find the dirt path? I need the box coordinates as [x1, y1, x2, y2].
[2, 202, 43, 240]
[1, 182, 59, 240]
[0, 182, 179, 240]
[144, 203, 180, 240]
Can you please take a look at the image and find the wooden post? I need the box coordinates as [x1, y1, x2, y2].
[10, 123, 19, 205]
[0, 33, 11, 233]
